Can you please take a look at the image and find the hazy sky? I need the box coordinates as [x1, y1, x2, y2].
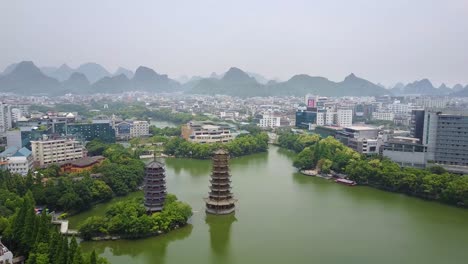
[1, 0, 467, 86]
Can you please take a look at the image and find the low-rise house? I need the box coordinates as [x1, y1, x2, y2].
[0, 146, 34, 176]
[58, 155, 105, 174]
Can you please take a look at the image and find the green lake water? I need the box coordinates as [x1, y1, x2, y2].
[69, 146, 468, 264]
[149, 120, 177, 128]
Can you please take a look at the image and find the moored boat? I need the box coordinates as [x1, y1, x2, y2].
[334, 178, 357, 186]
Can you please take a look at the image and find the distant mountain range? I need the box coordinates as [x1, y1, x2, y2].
[190, 69, 390, 97]
[1, 61, 467, 97]
[389, 79, 462, 96]
[0, 61, 179, 95]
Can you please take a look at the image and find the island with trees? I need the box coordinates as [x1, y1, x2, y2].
[78, 194, 192, 240]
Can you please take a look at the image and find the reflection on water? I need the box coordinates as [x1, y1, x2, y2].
[230, 151, 268, 168]
[164, 149, 270, 177]
[165, 158, 211, 176]
[80, 224, 193, 263]
[205, 214, 236, 263]
[275, 147, 296, 161]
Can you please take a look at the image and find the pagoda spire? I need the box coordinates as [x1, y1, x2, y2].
[205, 149, 236, 215]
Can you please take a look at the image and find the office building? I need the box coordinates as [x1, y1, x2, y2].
[258, 114, 281, 128]
[31, 136, 86, 166]
[336, 126, 382, 154]
[295, 108, 317, 129]
[372, 112, 395, 121]
[55, 122, 116, 143]
[182, 121, 234, 143]
[421, 109, 468, 173]
[383, 137, 427, 168]
[114, 121, 132, 140]
[348, 137, 382, 155]
[130, 120, 150, 138]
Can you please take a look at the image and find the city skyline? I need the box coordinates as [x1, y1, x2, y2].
[1, 0, 467, 86]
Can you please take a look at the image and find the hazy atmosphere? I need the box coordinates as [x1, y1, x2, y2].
[1, 0, 468, 86]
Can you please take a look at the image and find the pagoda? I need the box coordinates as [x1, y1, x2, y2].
[205, 149, 236, 215]
[144, 159, 167, 213]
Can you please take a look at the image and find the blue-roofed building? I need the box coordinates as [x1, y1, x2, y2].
[0, 146, 34, 176]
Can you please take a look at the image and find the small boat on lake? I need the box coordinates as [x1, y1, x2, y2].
[334, 178, 357, 186]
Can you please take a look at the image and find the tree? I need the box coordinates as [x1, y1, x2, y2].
[293, 147, 315, 169]
[72, 247, 84, 264]
[317, 158, 333, 173]
[90, 250, 98, 264]
[68, 237, 78, 264]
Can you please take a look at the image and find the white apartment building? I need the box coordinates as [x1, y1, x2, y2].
[130, 120, 150, 138]
[258, 114, 281, 128]
[336, 109, 353, 127]
[372, 112, 395, 121]
[325, 111, 335, 125]
[316, 112, 325, 126]
[31, 137, 86, 166]
[316, 108, 352, 127]
[0, 147, 34, 176]
[220, 111, 239, 120]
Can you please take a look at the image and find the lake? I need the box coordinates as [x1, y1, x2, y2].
[70, 146, 468, 264]
[150, 120, 177, 128]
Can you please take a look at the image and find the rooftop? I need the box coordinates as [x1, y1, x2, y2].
[12, 147, 32, 157]
[213, 149, 229, 155]
[146, 160, 165, 169]
[345, 125, 378, 131]
[56, 156, 105, 168]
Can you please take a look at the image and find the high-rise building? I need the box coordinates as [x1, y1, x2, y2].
[0, 103, 12, 134]
[336, 109, 353, 127]
[410, 109, 425, 142]
[422, 109, 468, 172]
[144, 160, 167, 213]
[205, 149, 236, 215]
